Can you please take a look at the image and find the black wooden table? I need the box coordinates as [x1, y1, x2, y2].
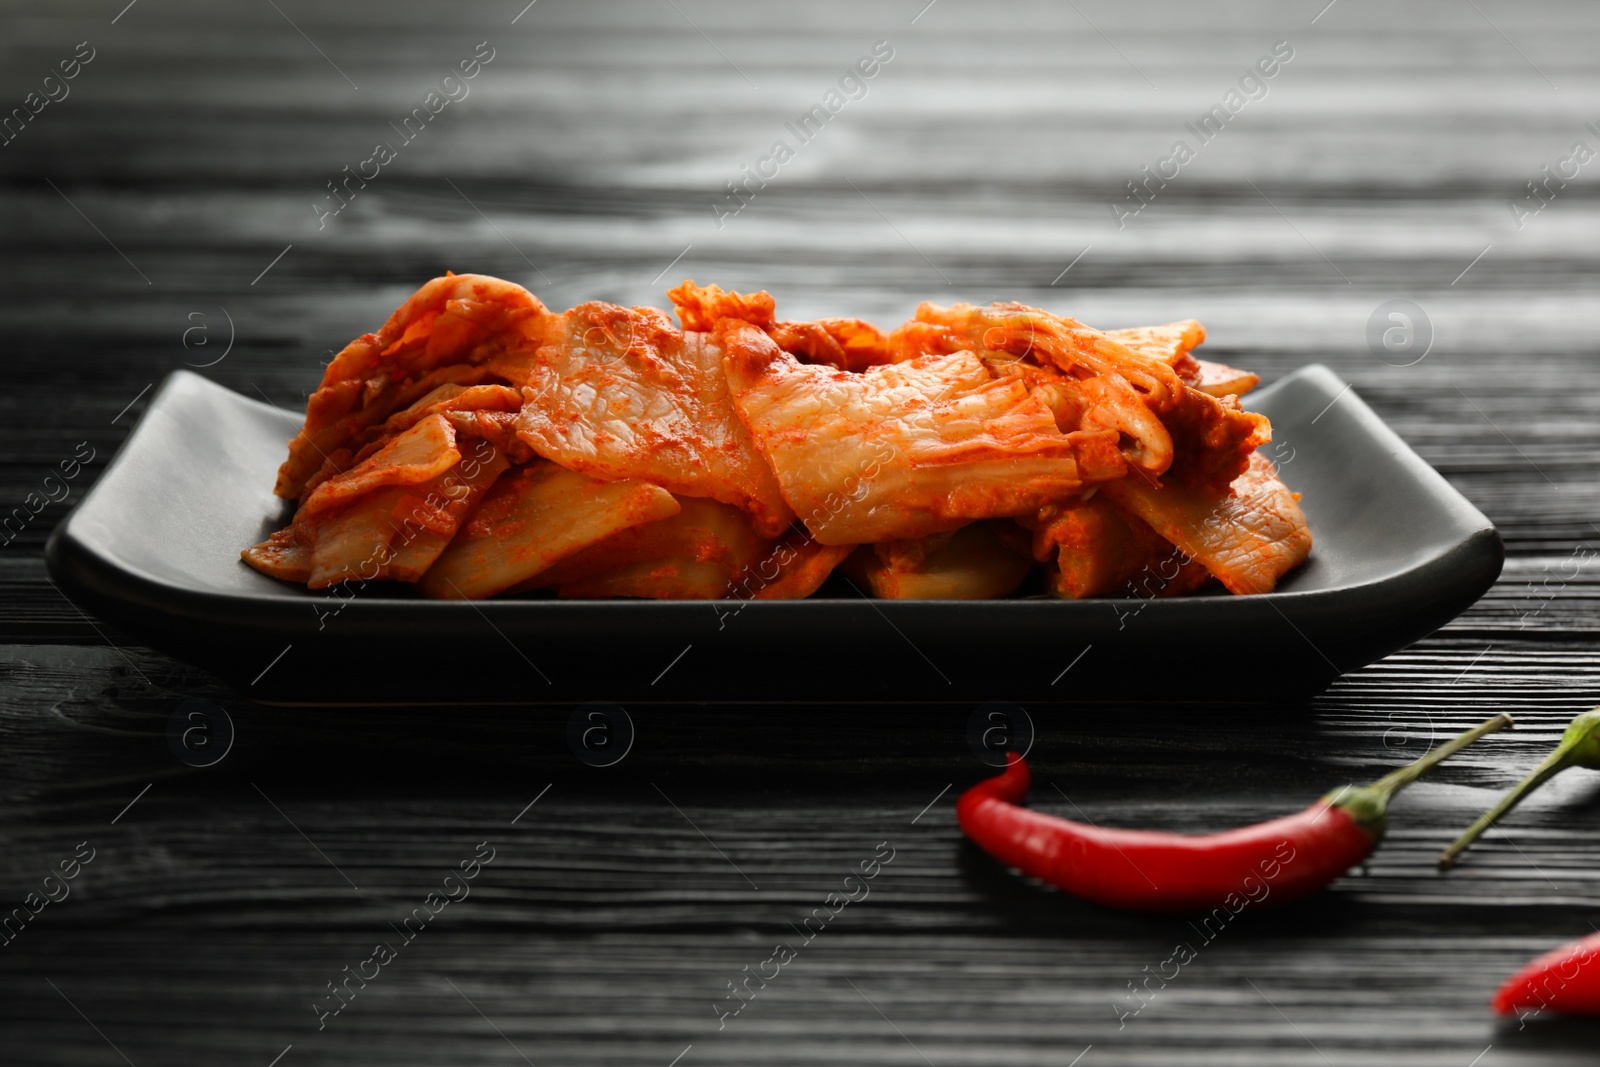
[4, 1, 1599, 1063]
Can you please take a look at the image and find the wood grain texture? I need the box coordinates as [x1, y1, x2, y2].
[3, 0, 1600, 1063]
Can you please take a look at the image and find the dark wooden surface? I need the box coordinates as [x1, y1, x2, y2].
[4, 1, 1600, 1063]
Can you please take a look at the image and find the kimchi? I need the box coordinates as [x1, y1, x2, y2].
[243, 273, 1310, 601]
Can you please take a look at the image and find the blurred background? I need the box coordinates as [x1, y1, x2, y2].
[3, 2, 1599, 1064]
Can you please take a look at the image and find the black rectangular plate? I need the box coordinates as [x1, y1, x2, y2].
[46, 366, 1501, 705]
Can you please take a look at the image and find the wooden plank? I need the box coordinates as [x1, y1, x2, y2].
[4, 0, 1600, 1062]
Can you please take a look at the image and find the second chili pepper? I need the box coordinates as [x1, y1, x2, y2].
[957, 714, 1512, 913]
[1493, 930, 1600, 1019]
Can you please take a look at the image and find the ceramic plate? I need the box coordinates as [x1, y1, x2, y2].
[46, 366, 1502, 705]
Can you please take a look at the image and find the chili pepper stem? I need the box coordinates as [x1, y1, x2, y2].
[1439, 708, 1600, 870]
[1368, 713, 1516, 802]
[1327, 714, 1515, 833]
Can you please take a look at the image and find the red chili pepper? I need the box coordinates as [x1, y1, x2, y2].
[1493, 930, 1600, 1019]
[957, 714, 1512, 913]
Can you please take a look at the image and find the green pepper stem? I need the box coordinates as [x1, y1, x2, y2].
[1328, 714, 1515, 837]
[1439, 708, 1600, 870]
[1367, 713, 1515, 803]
